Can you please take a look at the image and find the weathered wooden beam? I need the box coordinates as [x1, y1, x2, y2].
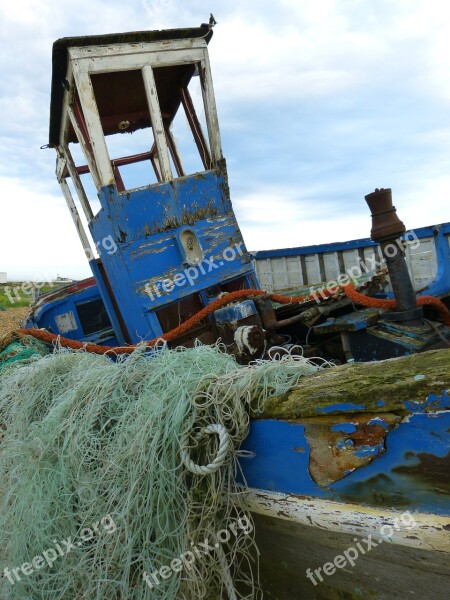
[255, 349, 450, 419]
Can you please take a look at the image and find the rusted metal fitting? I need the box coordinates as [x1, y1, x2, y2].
[365, 188, 406, 243]
[256, 297, 310, 330]
[365, 188, 423, 321]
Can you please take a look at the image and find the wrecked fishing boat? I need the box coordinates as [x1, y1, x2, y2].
[1, 20, 449, 600]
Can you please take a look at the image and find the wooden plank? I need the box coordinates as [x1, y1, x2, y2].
[342, 248, 360, 274]
[297, 255, 304, 285]
[67, 105, 101, 190]
[68, 38, 206, 61]
[300, 255, 308, 286]
[63, 148, 94, 222]
[323, 252, 340, 281]
[56, 154, 67, 182]
[265, 258, 274, 291]
[59, 60, 73, 147]
[72, 48, 205, 75]
[408, 237, 437, 290]
[199, 51, 223, 162]
[70, 69, 114, 187]
[180, 86, 212, 170]
[255, 348, 450, 419]
[305, 254, 321, 284]
[247, 489, 450, 551]
[67, 99, 98, 175]
[286, 256, 302, 286]
[337, 249, 346, 276]
[142, 65, 173, 181]
[59, 177, 95, 260]
[251, 510, 450, 600]
[271, 257, 287, 289]
[318, 252, 326, 282]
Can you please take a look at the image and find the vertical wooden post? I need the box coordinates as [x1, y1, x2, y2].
[142, 65, 173, 181]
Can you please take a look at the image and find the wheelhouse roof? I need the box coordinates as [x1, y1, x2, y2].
[49, 24, 213, 147]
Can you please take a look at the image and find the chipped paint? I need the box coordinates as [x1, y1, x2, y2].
[404, 390, 450, 413]
[331, 423, 358, 433]
[368, 417, 390, 429]
[87, 168, 256, 343]
[245, 489, 450, 552]
[240, 406, 450, 513]
[146, 200, 220, 235]
[303, 413, 400, 486]
[316, 403, 365, 414]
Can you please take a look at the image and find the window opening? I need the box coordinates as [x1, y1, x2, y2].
[76, 298, 112, 336]
[90, 70, 160, 189]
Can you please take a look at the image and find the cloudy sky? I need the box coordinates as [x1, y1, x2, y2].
[1, 0, 449, 281]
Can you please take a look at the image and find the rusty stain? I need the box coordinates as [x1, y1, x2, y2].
[303, 413, 401, 487]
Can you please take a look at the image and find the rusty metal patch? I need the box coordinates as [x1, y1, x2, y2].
[303, 413, 401, 487]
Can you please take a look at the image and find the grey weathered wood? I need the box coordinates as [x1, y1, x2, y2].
[252, 512, 450, 600]
[253, 236, 439, 293]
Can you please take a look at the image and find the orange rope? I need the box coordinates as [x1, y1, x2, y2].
[13, 284, 450, 355]
[13, 289, 324, 355]
[344, 283, 450, 325]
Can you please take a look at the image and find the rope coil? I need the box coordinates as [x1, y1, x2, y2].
[180, 424, 230, 475]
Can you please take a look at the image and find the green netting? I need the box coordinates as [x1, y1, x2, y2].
[0, 337, 49, 374]
[0, 342, 321, 599]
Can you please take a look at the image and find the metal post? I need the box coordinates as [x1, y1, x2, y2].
[365, 188, 423, 321]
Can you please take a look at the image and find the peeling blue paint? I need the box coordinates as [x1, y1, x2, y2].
[316, 403, 365, 413]
[404, 390, 450, 413]
[87, 172, 258, 344]
[336, 438, 355, 450]
[354, 442, 384, 458]
[331, 423, 357, 433]
[368, 417, 390, 429]
[240, 411, 450, 514]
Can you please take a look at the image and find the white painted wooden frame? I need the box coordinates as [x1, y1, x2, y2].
[55, 152, 67, 182]
[71, 49, 205, 75]
[57, 160, 95, 260]
[68, 38, 207, 61]
[142, 64, 173, 181]
[71, 47, 223, 163]
[67, 38, 222, 189]
[198, 52, 223, 163]
[63, 148, 94, 222]
[59, 62, 103, 193]
[70, 70, 115, 187]
[66, 105, 102, 190]
[59, 61, 74, 148]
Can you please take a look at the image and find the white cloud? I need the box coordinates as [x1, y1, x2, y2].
[235, 171, 450, 252]
[0, 0, 449, 280]
[0, 176, 92, 281]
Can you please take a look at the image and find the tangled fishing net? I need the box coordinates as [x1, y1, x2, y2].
[0, 340, 321, 599]
[0, 335, 48, 375]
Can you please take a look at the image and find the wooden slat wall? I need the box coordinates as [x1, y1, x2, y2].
[253, 235, 441, 293]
